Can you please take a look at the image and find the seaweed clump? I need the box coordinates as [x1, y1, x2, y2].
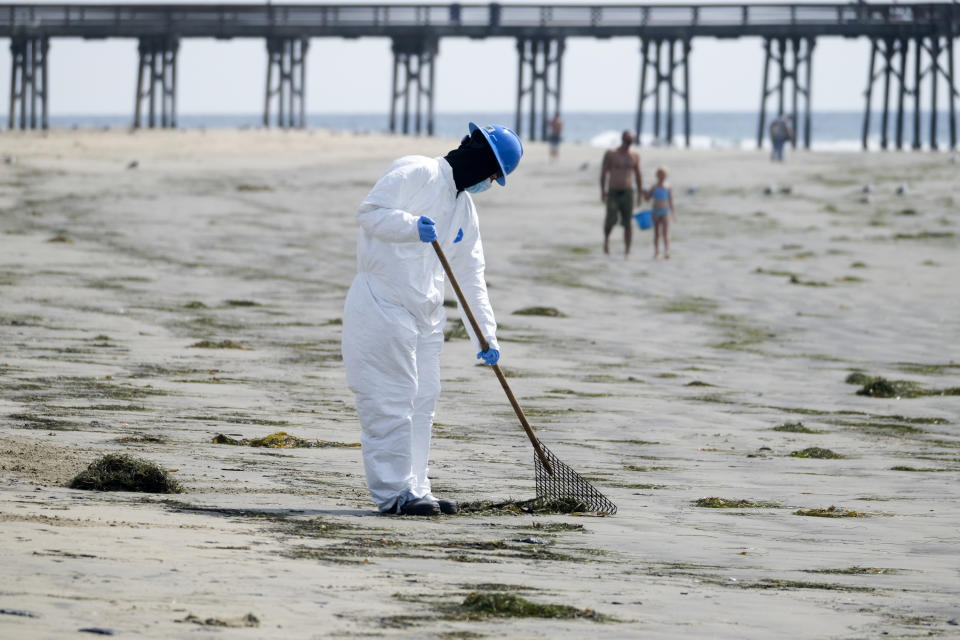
[189, 340, 247, 349]
[694, 497, 779, 509]
[845, 372, 873, 386]
[444, 319, 470, 341]
[212, 432, 360, 448]
[794, 506, 865, 518]
[855, 377, 960, 398]
[772, 422, 819, 434]
[512, 306, 567, 318]
[857, 378, 901, 397]
[790, 447, 844, 459]
[69, 454, 182, 493]
[458, 497, 592, 515]
[458, 592, 606, 621]
[176, 613, 260, 628]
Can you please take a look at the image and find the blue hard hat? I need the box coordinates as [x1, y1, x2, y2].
[469, 122, 523, 186]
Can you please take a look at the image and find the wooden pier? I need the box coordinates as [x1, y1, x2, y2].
[2, 2, 958, 149]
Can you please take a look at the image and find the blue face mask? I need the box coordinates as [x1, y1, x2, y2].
[465, 178, 493, 194]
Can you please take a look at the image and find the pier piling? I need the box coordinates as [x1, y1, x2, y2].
[865, 33, 958, 150]
[134, 37, 179, 130]
[758, 36, 814, 150]
[264, 37, 308, 129]
[8, 36, 49, 130]
[389, 35, 437, 136]
[637, 37, 691, 147]
[514, 37, 564, 142]
[0, 2, 955, 148]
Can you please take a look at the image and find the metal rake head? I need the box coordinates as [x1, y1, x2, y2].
[534, 442, 618, 515]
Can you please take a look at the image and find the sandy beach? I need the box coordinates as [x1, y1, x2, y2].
[1, 129, 959, 638]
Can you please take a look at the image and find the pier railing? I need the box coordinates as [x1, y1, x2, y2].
[2, 3, 958, 38]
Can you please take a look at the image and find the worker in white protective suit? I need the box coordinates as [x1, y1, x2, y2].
[342, 123, 523, 516]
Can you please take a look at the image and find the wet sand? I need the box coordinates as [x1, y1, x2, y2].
[1, 129, 959, 638]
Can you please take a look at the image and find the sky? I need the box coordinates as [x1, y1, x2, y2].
[0, 0, 955, 116]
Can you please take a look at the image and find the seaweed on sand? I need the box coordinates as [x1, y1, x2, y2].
[458, 498, 595, 515]
[212, 432, 360, 448]
[69, 454, 182, 493]
[794, 506, 866, 518]
[189, 339, 247, 349]
[845, 372, 873, 386]
[790, 447, 844, 459]
[662, 297, 718, 314]
[176, 613, 260, 628]
[444, 319, 470, 341]
[855, 377, 960, 398]
[512, 306, 567, 318]
[772, 422, 820, 434]
[804, 566, 899, 575]
[694, 497, 780, 508]
[455, 592, 608, 621]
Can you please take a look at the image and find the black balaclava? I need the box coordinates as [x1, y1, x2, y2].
[444, 128, 501, 192]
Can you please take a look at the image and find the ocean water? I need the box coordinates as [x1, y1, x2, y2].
[26, 111, 959, 151]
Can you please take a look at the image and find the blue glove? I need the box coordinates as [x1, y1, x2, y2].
[477, 348, 500, 366]
[417, 216, 437, 243]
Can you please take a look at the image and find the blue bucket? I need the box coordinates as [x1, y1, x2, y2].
[634, 210, 652, 230]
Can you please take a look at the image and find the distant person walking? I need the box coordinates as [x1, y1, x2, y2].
[600, 130, 642, 258]
[548, 114, 563, 160]
[645, 166, 676, 260]
[769, 114, 795, 162]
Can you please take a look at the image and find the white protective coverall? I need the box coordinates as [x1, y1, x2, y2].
[341, 155, 499, 513]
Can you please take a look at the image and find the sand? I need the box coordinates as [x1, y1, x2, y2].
[1, 129, 958, 638]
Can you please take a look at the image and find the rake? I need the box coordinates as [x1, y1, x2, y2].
[432, 241, 618, 515]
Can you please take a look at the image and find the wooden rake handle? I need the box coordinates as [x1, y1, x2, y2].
[431, 241, 554, 475]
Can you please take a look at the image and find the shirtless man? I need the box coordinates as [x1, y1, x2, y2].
[600, 130, 642, 257]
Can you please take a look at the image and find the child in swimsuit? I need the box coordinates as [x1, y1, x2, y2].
[646, 167, 675, 259]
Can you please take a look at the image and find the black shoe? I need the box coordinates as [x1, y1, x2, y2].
[400, 497, 440, 516]
[435, 498, 458, 515]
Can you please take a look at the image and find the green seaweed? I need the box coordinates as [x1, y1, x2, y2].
[772, 422, 820, 434]
[459, 583, 531, 592]
[189, 340, 247, 349]
[856, 378, 959, 398]
[225, 299, 260, 307]
[456, 592, 608, 621]
[833, 420, 925, 435]
[69, 454, 182, 493]
[512, 306, 567, 318]
[9, 413, 83, 431]
[694, 497, 780, 509]
[458, 498, 596, 515]
[794, 506, 865, 518]
[114, 434, 170, 444]
[889, 466, 955, 472]
[624, 465, 672, 472]
[845, 372, 873, 385]
[212, 432, 360, 448]
[893, 231, 955, 240]
[754, 267, 797, 278]
[739, 579, 874, 593]
[790, 447, 844, 459]
[444, 319, 470, 341]
[662, 297, 717, 314]
[804, 567, 898, 575]
[176, 613, 260, 628]
[789, 275, 830, 287]
[895, 362, 960, 375]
